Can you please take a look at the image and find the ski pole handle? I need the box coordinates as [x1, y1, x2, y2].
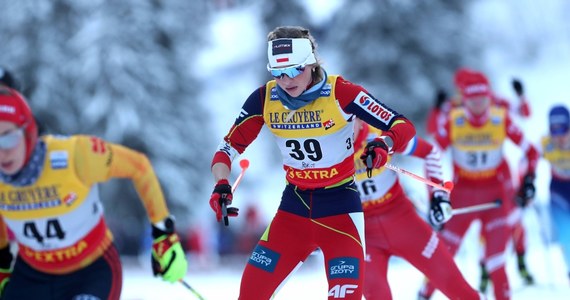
[384, 163, 454, 193]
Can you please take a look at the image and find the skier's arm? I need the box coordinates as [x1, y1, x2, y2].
[434, 114, 452, 151]
[512, 78, 531, 117]
[211, 86, 266, 179]
[74, 136, 170, 223]
[335, 77, 415, 153]
[506, 115, 539, 175]
[403, 137, 444, 187]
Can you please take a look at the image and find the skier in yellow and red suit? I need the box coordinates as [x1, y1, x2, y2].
[418, 71, 539, 300]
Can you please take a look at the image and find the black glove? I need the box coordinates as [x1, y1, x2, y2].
[429, 190, 452, 228]
[516, 173, 535, 207]
[512, 78, 524, 96]
[0, 66, 21, 91]
[434, 89, 448, 109]
[360, 139, 389, 178]
[209, 179, 239, 225]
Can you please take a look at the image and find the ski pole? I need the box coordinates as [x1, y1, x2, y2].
[179, 279, 206, 300]
[231, 159, 250, 193]
[451, 199, 502, 215]
[384, 163, 454, 193]
[221, 159, 250, 226]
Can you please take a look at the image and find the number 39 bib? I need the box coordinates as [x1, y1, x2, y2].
[263, 76, 355, 189]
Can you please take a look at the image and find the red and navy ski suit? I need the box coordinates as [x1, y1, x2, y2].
[211, 75, 415, 299]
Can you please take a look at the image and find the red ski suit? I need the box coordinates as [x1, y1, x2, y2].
[421, 106, 538, 300]
[212, 75, 415, 299]
[354, 124, 480, 300]
[426, 95, 532, 262]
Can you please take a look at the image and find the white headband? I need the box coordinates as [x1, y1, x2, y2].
[267, 38, 316, 68]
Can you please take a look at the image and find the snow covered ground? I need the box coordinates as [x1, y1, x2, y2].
[122, 199, 570, 300]
[121, 225, 570, 300]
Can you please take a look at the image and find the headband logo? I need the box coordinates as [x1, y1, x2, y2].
[464, 84, 488, 95]
[272, 39, 293, 55]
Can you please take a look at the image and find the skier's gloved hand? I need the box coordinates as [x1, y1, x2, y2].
[429, 190, 452, 228]
[434, 89, 448, 109]
[151, 216, 188, 283]
[209, 179, 239, 222]
[360, 138, 389, 178]
[512, 78, 524, 96]
[516, 173, 535, 207]
[0, 245, 13, 296]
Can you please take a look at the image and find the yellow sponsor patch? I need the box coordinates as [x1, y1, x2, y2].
[23, 240, 88, 263]
[287, 168, 339, 180]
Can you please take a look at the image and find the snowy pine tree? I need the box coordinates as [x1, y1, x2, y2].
[325, 0, 484, 131]
[0, 0, 212, 253]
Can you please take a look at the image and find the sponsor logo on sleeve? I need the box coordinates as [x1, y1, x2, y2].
[248, 245, 280, 272]
[89, 137, 107, 154]
[234, 108, 251, 126]
[328, 257, 359, 279]
[217, 141, 237, 161]
[354, 91, 394, 125]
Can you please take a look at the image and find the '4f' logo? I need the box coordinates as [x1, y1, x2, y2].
[328, 284, 358, 298]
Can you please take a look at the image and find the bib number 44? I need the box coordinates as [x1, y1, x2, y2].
[23, 219, 66, 243]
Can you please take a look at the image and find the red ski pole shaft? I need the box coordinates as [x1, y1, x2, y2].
[231, 159, 249, 193]
[222, 159, 250, 226]
[384, 163, 454, 193]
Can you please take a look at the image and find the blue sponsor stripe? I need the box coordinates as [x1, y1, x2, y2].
[248, 245, 280, 273]
[328, 257, 360, 279]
